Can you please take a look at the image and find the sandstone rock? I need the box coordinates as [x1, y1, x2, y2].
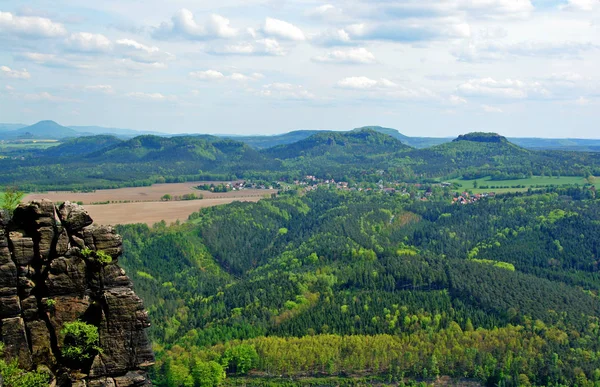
[8, 233, 35, 266]
[46, 257, 87, 296]
[0, 294, 21, 318]
[28, 319, 56, 366]
[58, 202, 94, 233]
[0, 317, 32, 369]
[1, 201, 154, 386]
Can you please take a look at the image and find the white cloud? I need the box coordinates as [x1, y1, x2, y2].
[457, 78, 550, 99]
[190, 70, 225, 80]
[0, 11, 67, 38]
[83, 85, 114, 94]
[449, 95, 467, 105]
[24, 91, 77, 102]
[482, 104, 503, 113]
[153, 9, 237, 40]
[210, 39, 285, 56]
[125, 92, 176, 101]
[65, 32, 112, 53]
[262, 18, 305, 41]
[229, 72, 263, 82]
[311, 28, 354, 46]
[453, 40, 598, 62]
[115, 39, 175, 63]
[14, 52, 90, 69]
[561, 0, 597, 11]
[0, 66, 31, 79]
[190, 70, 263, 82]
[337, 75, 438, 100]
[337, 76, 395, 89]
[260, 83, 315, 100]
[345, 21, 471, 43]
[313, 47, 376, 64]
[457, 0, 534, 19]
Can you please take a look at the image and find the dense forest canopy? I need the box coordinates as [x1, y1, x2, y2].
[113, 186, 600, 386]
[2, 130, 600, 191]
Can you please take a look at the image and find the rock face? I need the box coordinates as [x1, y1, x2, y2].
[0, 201, 154, 386]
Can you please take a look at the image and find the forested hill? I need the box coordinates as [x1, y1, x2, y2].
[2, 130, 600, 191]
[116, 187, 600, 386]
[263, 128, 411, 159]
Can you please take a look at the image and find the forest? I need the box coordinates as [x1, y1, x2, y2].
[2, 130, 600, 191]
[113, 186, 600, 386]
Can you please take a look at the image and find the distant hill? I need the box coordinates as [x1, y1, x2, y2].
[264, 128, 411, 160]
[221, 130, 323, 149]
[0, 120, 79, 140]
[42, 135, 123, 158]
[87, 135, 278, 171]
[69, 125, 166, 138]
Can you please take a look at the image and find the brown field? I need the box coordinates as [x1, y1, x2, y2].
[23, 181, 276, 226]
[84, 198, 262, 226]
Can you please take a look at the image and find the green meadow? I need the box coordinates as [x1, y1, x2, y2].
[449, 175, 598, 194]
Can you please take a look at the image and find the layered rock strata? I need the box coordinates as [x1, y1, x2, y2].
[0, 200, 154, 386]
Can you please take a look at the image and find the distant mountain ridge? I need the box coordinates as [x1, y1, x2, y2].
[2, 120, 600, 152]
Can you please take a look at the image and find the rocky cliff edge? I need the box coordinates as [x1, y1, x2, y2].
[0, 200, 154, 386]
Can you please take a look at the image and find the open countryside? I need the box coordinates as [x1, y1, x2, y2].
[23, 181, 276, 225]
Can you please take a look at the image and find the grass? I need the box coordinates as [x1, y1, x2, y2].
[448, 176, 599, 194]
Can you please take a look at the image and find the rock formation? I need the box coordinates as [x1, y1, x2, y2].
[0, 200, 154, 386]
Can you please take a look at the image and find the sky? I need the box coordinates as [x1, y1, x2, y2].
[0, 0, 599, 138]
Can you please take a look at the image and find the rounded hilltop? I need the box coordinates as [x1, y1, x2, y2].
[453, 132, 508, 143]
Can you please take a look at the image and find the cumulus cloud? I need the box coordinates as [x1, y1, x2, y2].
[0, 66, 31, 79]
[0, 11, 67, 38]
[24, 91, 78, 102]
[311, 28, 355, 47]
[190, 69, 263, 82]
[337, 76, 396, 89]
[125, 92, 176, 101]
[336, 75, 438, 100]
[14, 52, 91, 69]
[449, 95, 467, 105]
[153, 9, 237, 40]
[83, 85, 114, 94]
[189, 70, 225, 80]
[261, 18, 305, 41]
[115, 39, 175, 63]
[345, 21, 470, 43]
[259, 83, 315, 100]
[561, 0, 597, 11]
[457, 78, 550, 99]
[456, 0, 534, 19]
[209, 38, 285, 56]
[453, 40, 598, 62]
[65, 32, 112, 53]
[313, 47, 376, 64]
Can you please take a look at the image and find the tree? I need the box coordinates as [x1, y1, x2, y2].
[192, 360, 225, 387]
[61, 321, 102, 363]
[0, 187, 24, 216]
[221, 344, 258, 375]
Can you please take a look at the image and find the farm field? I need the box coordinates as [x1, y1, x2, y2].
[21, 181, 276, 225]
[84, 198, 264, 226]
[23, 181, 275, 204]
[449, 175, 598, 194]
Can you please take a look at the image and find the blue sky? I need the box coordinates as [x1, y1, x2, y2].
[0, 0, 599, 137]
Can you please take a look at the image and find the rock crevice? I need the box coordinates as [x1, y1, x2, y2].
[1, 200, 154, 386]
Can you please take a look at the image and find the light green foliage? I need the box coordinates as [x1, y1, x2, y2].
[0, 343, 49, 387]
[221, 344, 258, 375]
[471, 259, 516, 271]
[80, 248, 112, 265]
[61, 321, 102, 362]
[191, 361, 225, 387]
[0, 187, 24, 215]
